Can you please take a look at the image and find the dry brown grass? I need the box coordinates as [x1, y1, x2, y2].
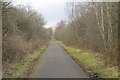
[2, 35, 46, 63]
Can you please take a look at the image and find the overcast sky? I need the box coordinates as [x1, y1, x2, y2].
[12, 0, 69, 28]
[12, 0, 118, 28]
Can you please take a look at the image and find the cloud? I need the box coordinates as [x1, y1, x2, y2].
[13, 0, 67, 28]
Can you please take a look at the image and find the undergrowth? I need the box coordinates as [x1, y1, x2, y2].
[57, 41, 118, 78]
[3, 46, 47, 78]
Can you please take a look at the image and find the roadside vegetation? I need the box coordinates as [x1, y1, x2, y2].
[3, 46, 48, 78]
[2, 0, 52, 78]
[55, 2, 118, 78]
[2, 0, 119, 78]
[57, 41, 118, 78]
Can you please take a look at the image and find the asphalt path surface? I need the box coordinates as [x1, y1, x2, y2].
[30, 41, 89, 78]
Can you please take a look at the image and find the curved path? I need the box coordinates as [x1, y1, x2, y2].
[30, 41, 89, 78]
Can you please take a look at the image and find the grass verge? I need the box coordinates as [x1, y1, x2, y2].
[57, 41, 118, 78]
[3, 45, 48, 78]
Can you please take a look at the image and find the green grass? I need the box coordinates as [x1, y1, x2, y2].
[3, 46, 47, 78]
[57, 41, 118, 78]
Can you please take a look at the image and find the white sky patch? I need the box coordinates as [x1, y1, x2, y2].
[12, 0, 67, 28]
[12, 0, 119, 28]
[44, 21, 58, 28]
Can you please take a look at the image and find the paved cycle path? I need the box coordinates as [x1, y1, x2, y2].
[30, 41, 89, 78]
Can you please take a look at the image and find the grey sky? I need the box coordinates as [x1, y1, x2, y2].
[12, 0, 118, 28]
[13, 0, 68, 28]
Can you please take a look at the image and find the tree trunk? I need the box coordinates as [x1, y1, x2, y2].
[106, 2, 112, 50]
[92, 2, 107, 51]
